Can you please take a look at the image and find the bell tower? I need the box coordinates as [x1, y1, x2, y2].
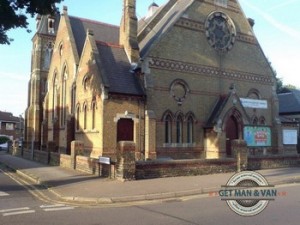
[25, 14, 59, 148]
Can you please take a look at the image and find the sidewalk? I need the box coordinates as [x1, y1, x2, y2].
[1, 151, 300, 204]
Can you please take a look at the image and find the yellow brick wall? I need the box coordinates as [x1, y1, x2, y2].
[141, 1, 278, 158]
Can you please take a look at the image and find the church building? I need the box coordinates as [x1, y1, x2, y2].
[25, 0, 281, 162]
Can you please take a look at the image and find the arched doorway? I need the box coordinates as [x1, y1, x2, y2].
[225, 115, 239, 156]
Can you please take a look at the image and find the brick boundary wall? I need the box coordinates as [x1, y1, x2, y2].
[60, 154, 72, 169]
[248, 155, 300, 170]
[33, 150, 49, 164]
[49, 152, 60, 166]
[156, 147, 203, 159]
[22, 149, 33, 160]
[75, 156, 99, 175]
[136, 158, 237, 179]
[7, 145, 300, 179]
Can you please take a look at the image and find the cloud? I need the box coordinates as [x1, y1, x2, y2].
[240, 0, 300, 40]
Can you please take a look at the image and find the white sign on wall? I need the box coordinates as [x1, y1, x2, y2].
[240, 98, 268, 109]
[283, 129, 298, 145]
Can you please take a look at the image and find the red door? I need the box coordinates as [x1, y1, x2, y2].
[117, 119, 134, 142]
[225, 116, 239, 156]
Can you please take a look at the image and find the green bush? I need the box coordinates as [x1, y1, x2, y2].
[0, 136, 10, 144]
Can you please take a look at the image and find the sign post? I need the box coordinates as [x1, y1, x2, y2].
[99, 156, 112, 178]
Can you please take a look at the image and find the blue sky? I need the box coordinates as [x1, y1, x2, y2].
[0, 0, 299, 117]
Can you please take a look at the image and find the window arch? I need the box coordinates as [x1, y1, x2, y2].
[71, 84, 76, 115]
[187, 116, 194, 144]
[59, 42, 63, 56]
[165, 115, 172, 144]
[259, 116, 266, 125]
[251, 116, 258, 125]
[61, 65, 68, 126]
[82, 74, 91, 91]
[91, 101, 97, 130]
[83, 102, 88, 130]
[162, 110, 174, 144]
[76, 104, 80, 130]
[247, 88, 261, 99]
[43, 41, 54, 69]
[176, 114, 183, 144]
[52, 71, 58, 121]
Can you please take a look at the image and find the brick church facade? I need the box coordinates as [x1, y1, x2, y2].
[25, 0, 282, 162]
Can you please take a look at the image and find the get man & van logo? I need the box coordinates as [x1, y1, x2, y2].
[219, 171, 277, 216]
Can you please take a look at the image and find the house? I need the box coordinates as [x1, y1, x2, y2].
[278, 88, 300, 153]
[0, 111, 23, 141]
[25, 0, 281, 162]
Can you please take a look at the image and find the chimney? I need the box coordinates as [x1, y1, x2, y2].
[120, 0, 140, 63]
[63, 6, 68, 15]
[146, 2, 159, 18]
[248, 18, 255, 28]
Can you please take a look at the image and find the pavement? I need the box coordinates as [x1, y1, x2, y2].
[1, 151, 300, 205]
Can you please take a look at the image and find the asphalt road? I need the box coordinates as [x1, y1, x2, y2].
[1, 165, 300, 225]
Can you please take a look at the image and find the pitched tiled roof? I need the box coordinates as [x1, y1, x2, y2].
[278, 89, 300, 114]
[69, 16, 120, 57]
[96, 42, 145, 96]
[0, 111, 20, 123]
[205, 95, 229, 128]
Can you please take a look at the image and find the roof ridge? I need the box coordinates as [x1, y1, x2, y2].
[69, 15, 119, 29]
[96, 40, 123, 49]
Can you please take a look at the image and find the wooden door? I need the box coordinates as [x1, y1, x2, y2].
[225, 116, 239, 156]
[117, 118, 134, 142]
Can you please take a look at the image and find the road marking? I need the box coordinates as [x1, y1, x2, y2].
[40, 204, 75, 212]
[0, 207, 30, 213]
[0, 207, 35, 217]
[0, 191, 9, 197]
[3, 210, 36, 217]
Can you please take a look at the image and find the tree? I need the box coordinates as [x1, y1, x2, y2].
[0, 0, 63, 44]
[0, 136, 10, 144]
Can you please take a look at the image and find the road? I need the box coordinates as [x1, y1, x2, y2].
[1, 165, 300, 225]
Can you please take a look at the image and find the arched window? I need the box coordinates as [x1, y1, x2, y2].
[187, 116, 194, 144]
[61, 66, 68, 126]
[176, 115, 183, 144]
[59, 42, 63, 56]
[82, 74, 91, 91]
[92, 101, 96, 130]
[83, 103, 87, 130]
[252, 116, 258, 125]
[52, 72, 58, 121]
[43, 41, 54, 69]
[71, 84, 76, 115]
[76, 105, 80, 130]
[165, 115, 172, 144]
[247, 89, 261, 99]
[259, 116, 266, 125]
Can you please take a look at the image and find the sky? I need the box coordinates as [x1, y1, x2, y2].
[0, 0, 299, 117]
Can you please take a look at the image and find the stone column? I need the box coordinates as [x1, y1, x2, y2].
[12, 140, 19, 155]
[71, 141, 84, 169]
[232, 139, 248, 172]
[145, 110, 157, 160]
[117, 141, 136, 181]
